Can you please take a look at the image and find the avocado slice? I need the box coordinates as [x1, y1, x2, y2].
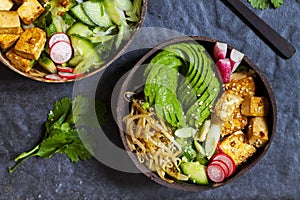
[180, 44, 205, 108]
[144, 52, 181, 105]
[180, 161, 208, 185]
[187, 77, 221, 127]
[38, 53, 57, 74]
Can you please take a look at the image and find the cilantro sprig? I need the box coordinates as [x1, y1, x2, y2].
[248, 0, 284, 9]
[9, 96, 107, 173]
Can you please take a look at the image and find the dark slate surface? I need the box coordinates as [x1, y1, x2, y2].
[1, 0, 300, 199]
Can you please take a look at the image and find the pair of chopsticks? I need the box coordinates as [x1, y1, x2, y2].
[223, 0, 296, 59]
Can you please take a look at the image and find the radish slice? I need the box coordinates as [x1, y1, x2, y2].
[45, 74, 65, 81]
[216, 58, 231, 83]
[48, 33, 70, 48]
[213, 42, 228, 61]
[58, 72, 83, 80]
[210, 160, 230, 178]
[230, 49, 244, 72]
[207, 164, 226, 183]
[50, 41, 73, 64]
[211, 153, 236, 177]
[56, 65, 74, 73]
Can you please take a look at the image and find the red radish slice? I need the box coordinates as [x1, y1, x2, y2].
[48, 33, 70, 48]
[216, 58, 231, 83]
[58, 72, 83, 80]
[230, 49, 244, 72]
[210, 160, 230, 178]
[56, 65, 74, 73]
[50, 41, 73, 64]
[211, 153, 236, 177]
[45, 74, 65, 81]
[213, 42, 228, 61]
[207, 164, 226, 183]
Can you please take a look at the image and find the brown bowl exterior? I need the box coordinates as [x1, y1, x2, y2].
[0, 0, 148, 83]
[116, 36, 277, 191]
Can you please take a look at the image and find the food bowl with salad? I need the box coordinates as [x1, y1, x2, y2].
[0, 0, 147, 82]
[116, 36, 277, 191]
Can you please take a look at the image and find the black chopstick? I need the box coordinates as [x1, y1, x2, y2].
[222, 0, 296, 59]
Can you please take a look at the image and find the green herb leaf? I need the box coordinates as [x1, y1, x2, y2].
[9, 96, 106, 173]
[46, 97, 72, 134]
[248, 0, 284, 9]
[270, 0, 284, 8]
[248, 0, 270, 10]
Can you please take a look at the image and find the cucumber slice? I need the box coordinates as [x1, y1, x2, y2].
[180, 161, 208, 185]
[69, 35, 100, 73]
[67, 22, 93, 37]
[103, 0, 121, 25]
[70, 4, 97, 27]
[82, 1, 113, 28]
[68, 55, 83, 67]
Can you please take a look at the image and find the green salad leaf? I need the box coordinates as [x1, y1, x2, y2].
[9, 96, 107, 173]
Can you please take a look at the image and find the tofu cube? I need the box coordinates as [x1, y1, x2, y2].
[0, 27, 23, 49]
[17, 0, 45, 25]
[214, 90, 244, 121]
[224, 75, 256, 97]
[6, 48, 32, 72]
[221, 107, 248, 137]
[0, 0, 14, 11]
[241, 96, 269, 117]
[0, 34, 20, 50]
[247, 117, 269, 148]
[0, 11, 21, 34]
[14, 27, 46, 60]
[220, 131, 256, 166]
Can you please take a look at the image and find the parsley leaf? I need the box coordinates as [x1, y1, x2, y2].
[271, 0, 284, 8]
[248, 0, 270, 9]
[9, 96, 107, 173]
[248, 0, 284, 9]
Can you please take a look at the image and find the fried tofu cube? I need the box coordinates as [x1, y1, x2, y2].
[247, 117, 269, 148]
[0, 0, 14, 11]
[214, 90, 244, 122]
[0, 27, 23, 50]
[224, 75, 256, 97]
[14, 27, 46, 60]
[0, 11, 21, 34]
[0, 34, 20, 50]
[17, 0, 45, 25]
[219, 131, 256, 166]
[221, 107, 248, 137]
[6, 48, 32, 72]
[241, 96, 269, 117]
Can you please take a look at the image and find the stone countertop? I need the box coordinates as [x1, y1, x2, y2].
[1, 0, 300, 199]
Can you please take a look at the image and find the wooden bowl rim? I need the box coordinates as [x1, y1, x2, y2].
[0, 0, 148, 83]
[116, 36, 277, 191]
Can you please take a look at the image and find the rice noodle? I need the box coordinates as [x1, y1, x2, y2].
[123, 99, 188, 183]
